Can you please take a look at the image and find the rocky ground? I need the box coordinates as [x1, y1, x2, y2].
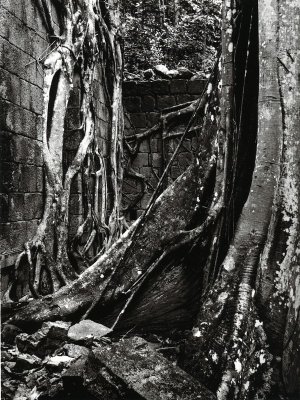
[1, 319, 216, 400]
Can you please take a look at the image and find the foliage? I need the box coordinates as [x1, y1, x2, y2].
[121, 0, 222, 77]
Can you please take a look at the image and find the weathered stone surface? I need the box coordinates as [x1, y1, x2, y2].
[15, 353, 41, 370]
[123, 81, 137, 96]
[124, 96, 142, 113]
[62, 343, 90, 359]
[16, 321, 71, 357]
[91, 337, 216, 400]
[1, 323, 22, 344]
[154, 64, 170, 78]
[44, 355, 74, 370]
[176, 67, 193, 79]
[157, 95, 176, 110]
[68, 320, 112, 342]
[150, 80, 170, 94]
[187, 80, 205, 94]
[141, 95, 155, 112]
[130, 113, 147, 128]
[170, 79, 186, 94]
[63, 355, 124, 399]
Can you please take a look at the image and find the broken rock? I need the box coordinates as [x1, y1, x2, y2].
[62, 343, 90, 359]
[15, 353, 41, 370]
[67, 319, 112, 342]
[16, 321, 71, 357]
[93, 336, 216, 400]
[44, 355, 74, 371]
[1, 324, 22, 345]
[62, 336, 216, 400]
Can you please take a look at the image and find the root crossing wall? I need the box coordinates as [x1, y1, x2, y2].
[0, 1, 110, 293]
[122, 78, 205, 220]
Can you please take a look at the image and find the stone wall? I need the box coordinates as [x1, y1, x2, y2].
[0, 1, 110, 294]
[122, 78, 205, 220]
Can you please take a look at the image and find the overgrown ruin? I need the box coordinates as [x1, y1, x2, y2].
[1, 0, 299, 399]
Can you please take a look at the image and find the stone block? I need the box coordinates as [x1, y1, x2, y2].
[0, 161, 19, 193]
[13, 136, 43, 166]
[0, 7, 11, 40]
[150, 80, 170, 94]
[9, 193, 25, 221]
[123, 96, 141, 113]
[136, 81, 152, 95]
[141, 95, 155, 112]
[21, 136, 43, 165]
[140, 193, 152, 209]
[187, 80, 205, 94]
[0, 131, 12, 162]
[36, 166, 44, 192]
[0, 67, 21, 105]
[0, 39, 43, 88]
[170, 79, 187, 94]
[4, 11, 32, 54]
[130, 113, 147, 128]
[24, 193, 43, 220]
[0, 194, 9, 222]
[20, 79, 43, 114]
[149, 153, 161, 168]
[1, 220, 27, 250]
[123, 81, 137, 96]
[16, 321, 71, 358]
[149, 138, 158, 152]
[140, 166, 152, 178]
[19, 165, 37, 192]
[176, 94, 194, 104]
[132, 153, 149, 169]
[0, 2, 27, 22]
[139, 140, 149, 152]
[0, 100, 42, 140]
[1, 324, 23, 345]
[147, 112, 160, 127]
[26, 219, 40, 241]
[68, 319, 112, 342]
[157, 95, 176, 110]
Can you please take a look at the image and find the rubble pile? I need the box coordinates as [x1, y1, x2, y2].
[1, 320, 216, 400]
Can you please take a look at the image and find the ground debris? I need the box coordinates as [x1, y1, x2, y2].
[62, 336, 216, 400]
[15, 321, 71, 357]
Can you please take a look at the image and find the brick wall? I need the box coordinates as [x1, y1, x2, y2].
[122, 78, 205, 220]
[0, 1, 110, 293]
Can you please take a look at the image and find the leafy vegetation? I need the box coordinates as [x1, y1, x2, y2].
[121, 0, 222, 78]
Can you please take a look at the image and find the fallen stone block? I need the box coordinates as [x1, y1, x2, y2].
[62, 337, 216, 400]
[44, 355, 74, 371]
[1, 323, 23, 345]
[16, 321, 71, 357]
[15, 353, 41, 370]
[62, 343, 90, 359]
[67, 319, 112, 342]
[93, 337, 216, 400]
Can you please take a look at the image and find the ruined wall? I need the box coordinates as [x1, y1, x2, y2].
[0, 1, 110, 294]
[122, 78, 205, 219]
